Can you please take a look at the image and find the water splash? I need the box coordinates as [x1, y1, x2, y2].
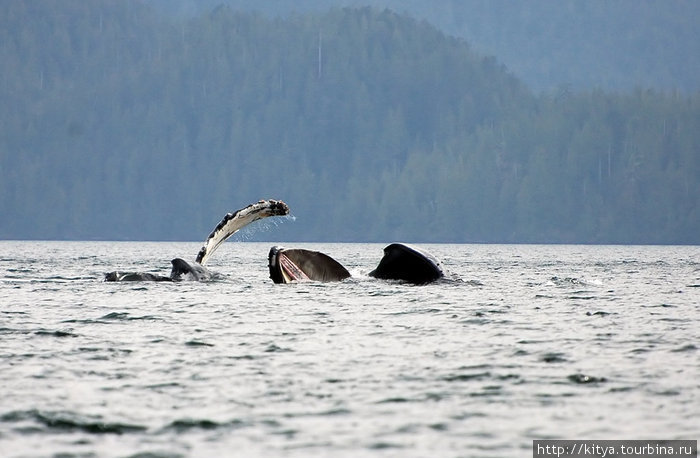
[233, 214, 296, 241]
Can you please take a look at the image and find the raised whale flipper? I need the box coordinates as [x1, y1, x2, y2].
[195, 199, 290, 266]
[104, 199, 290, 282]
[369, 243, 444, 284]
[268, 246, 351, 283]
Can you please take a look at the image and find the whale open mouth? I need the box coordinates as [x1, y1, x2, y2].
[277, 251, 311, 283]
[268, 246, 351, 284]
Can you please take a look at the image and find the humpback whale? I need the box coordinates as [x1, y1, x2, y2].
[268, 246, 351, 283]
[368, 243, 444, 284]
[104, 199, 290, 282]
[267, 243, 443, 285]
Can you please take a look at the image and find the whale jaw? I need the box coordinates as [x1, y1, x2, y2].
[268, 246, 351, 284]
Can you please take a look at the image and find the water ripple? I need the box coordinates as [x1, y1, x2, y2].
[1, 241, 698, 458]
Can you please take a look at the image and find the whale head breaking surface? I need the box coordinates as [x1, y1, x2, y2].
[169, 258, 214, 282]
[268, 246, 351, 283]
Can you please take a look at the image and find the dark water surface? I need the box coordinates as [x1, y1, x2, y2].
[1, 242, 698, 457]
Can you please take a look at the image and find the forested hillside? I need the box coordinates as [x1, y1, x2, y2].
[1, 1, 699, 243]
[151, 0, 700, 93]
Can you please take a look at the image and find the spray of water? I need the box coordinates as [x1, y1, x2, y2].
[233, 214, 296, 241]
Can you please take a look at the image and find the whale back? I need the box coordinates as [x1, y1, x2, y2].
[196, 199, 290, 265]
[369, 243, 443, 284]
[104, 271, 172, 282]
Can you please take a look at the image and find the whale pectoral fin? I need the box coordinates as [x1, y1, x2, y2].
[195, 199, 290, 265]
[369, 243, 443, 284]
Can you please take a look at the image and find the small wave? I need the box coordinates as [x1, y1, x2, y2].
[162, 418, 245, 432]
[7, 268, 34, 274]
[376, 397, 412, 404]
[101, 312, 130, 320]
[78, 347, 133, 356]
[228, 354, 256, 360]
[0, 327, 32, 335]
[45, 275, 90, 281]
[1, 409, 146, 434]
[586, 311, 613, 316]
[281, 408, 351, 419]
[671, 344, 696, 352]
[96, 312, 161, 322]
[1, 310, 29, 316]
[368, 290, 399, 297]
[185, 340, 214, 347]
[34, 329, 79, 338]
[442, 372, 491, 382]
[436, 275, 482, 286]
[568, 294, 597, 300]
[567, 373, 607, 384]
[368, 441, 405, 450]
[654, 389, 681, 396]
[264, 343, 293, 353]
[540, 352, 568, 363]
[61, 318, 103, 324]
[383, 307, 442, 316]
[125, 452, 185, 458]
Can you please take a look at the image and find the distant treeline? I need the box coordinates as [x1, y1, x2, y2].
[149, 0, 700, 93]
[1, 1, 698, 243]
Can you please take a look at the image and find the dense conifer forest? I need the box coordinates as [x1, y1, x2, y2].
[1, 1, 698, 243]
[153, 0, 700, 93]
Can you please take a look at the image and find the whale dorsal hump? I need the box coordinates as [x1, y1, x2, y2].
[369, 243, 443, 284]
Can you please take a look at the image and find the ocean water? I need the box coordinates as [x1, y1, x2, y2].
[0, 241, 698, 457]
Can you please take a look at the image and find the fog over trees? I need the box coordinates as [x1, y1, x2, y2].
[1, 1, 698, 243]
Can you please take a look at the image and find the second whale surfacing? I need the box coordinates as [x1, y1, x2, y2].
[267, 243, 444, 285]
[104, 199, 290, 282]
